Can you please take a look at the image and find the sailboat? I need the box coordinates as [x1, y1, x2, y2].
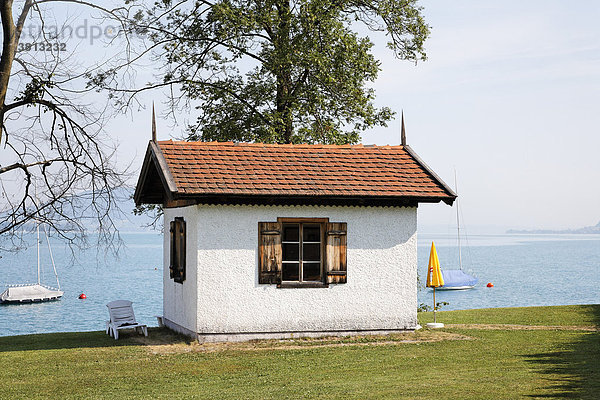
[0, 224, 64, 304]
[437, 172, 478, 291]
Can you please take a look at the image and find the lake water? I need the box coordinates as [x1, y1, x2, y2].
[417, 233, 599, 312]
[0, 233, 164, 337]
[0, 232, 598, 337]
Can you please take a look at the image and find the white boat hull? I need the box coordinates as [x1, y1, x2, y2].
[435, 285, 475, 291]
[0, 284, 64, 304]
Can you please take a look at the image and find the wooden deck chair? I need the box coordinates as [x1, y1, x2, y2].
[106, 300, 148, 340]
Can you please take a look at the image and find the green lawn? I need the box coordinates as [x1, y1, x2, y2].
[418, 304, 599, 326]
[1, 305, 598, 399]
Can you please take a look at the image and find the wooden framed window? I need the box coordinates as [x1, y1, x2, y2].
[282, 222, 323, 282]
[169, 217, 186, 284]
[258, 218, 347, 287]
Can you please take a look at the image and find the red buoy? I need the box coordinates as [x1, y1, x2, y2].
[487, 282, 494, 288]
[78, 293, 87, 299]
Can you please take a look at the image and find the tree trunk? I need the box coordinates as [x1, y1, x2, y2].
[275, 0, 293, 143]
[0, 0, 17, 144]
[0, 0, 32, 144]
[276, 74, 293, 143]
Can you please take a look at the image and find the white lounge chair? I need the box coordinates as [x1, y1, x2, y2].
[106, 300, 148, 340]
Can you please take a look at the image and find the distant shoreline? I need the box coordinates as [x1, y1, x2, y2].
[506, 221, 600, 234]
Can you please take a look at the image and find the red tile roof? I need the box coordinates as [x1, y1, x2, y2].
[134, 141, 456, 206]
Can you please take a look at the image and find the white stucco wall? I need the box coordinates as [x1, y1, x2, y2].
[163, 205, 198, 335]
[163, 204, 418, 338]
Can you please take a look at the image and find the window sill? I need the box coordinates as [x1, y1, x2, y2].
[277, 282, 329, 289]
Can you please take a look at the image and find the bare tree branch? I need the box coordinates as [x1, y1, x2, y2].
[0, 0, 132, 254]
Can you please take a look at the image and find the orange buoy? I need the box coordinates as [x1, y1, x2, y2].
[487, 282, 494, 288]
[78, 293, 87, 299]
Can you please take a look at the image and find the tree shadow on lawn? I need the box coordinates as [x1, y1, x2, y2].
[0, 327, 191, 353]
[523, 304, 600, 399]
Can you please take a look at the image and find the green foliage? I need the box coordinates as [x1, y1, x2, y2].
[417, 301, 449, 313]
[15, 77, 55, 104]
[132, 203, 163, 229]
[144, 0, 429, 143]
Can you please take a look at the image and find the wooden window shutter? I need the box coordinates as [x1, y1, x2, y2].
[258, 222, 282, 284]
[169, 220, 175, 279]
[169, 217, 186, 284]
[176, 218, 186, 283]
[325, 222, 347, 284]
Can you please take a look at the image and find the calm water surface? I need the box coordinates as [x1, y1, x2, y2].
[0, 233, 163, 337]
[417, 233, 600, 311]
[0, 232, 598, 336]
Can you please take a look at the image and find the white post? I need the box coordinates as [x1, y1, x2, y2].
[433, 287, 437, 323]
[36, 224, 40, 285]
[426, 286, 444, 328]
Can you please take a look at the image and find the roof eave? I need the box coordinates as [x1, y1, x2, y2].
[133, 144, 154, 206]
[134, 141, 179, 206]
[165, 192, 454, 208]
[403, 145, 457, 205]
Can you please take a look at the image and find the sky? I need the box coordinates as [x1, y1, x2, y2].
[10, 0, 600, 234]
[363, 1, 600, 232]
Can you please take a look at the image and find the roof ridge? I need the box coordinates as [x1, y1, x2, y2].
[157, 140, 406, 149]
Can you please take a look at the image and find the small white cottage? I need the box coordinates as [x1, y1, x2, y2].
[134, 139, 455, 342]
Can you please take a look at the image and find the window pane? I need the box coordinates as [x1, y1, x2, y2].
[282, 263, 299, 281]
[303, 243, 320, 261]
[303, 225, 320, 242]
[303, 262, 321, 281]
[283, 243, 299, 261]
[283, 224, 299, 242]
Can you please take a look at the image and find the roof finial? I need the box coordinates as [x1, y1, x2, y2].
[401, 110, 407, 146]
[152, 102, 157, 143]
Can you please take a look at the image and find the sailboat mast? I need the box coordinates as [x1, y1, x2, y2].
[44, 226, 61, 290]
[37, 224, 41, 285]
[455, 170, 463, 270]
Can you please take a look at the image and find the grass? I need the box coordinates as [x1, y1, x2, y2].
[418, 304, 599, 326]
[1, 304, 598, 399]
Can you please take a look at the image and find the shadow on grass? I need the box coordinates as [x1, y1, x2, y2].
[524, 304, 600, 399]
[0, 327, 191, 353]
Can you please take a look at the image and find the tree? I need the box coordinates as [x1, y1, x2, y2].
[0, 1, 130, 252]
[101, 0, 429, 144]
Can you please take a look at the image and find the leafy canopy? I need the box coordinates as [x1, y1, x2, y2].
[144, 0, 429, 144]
